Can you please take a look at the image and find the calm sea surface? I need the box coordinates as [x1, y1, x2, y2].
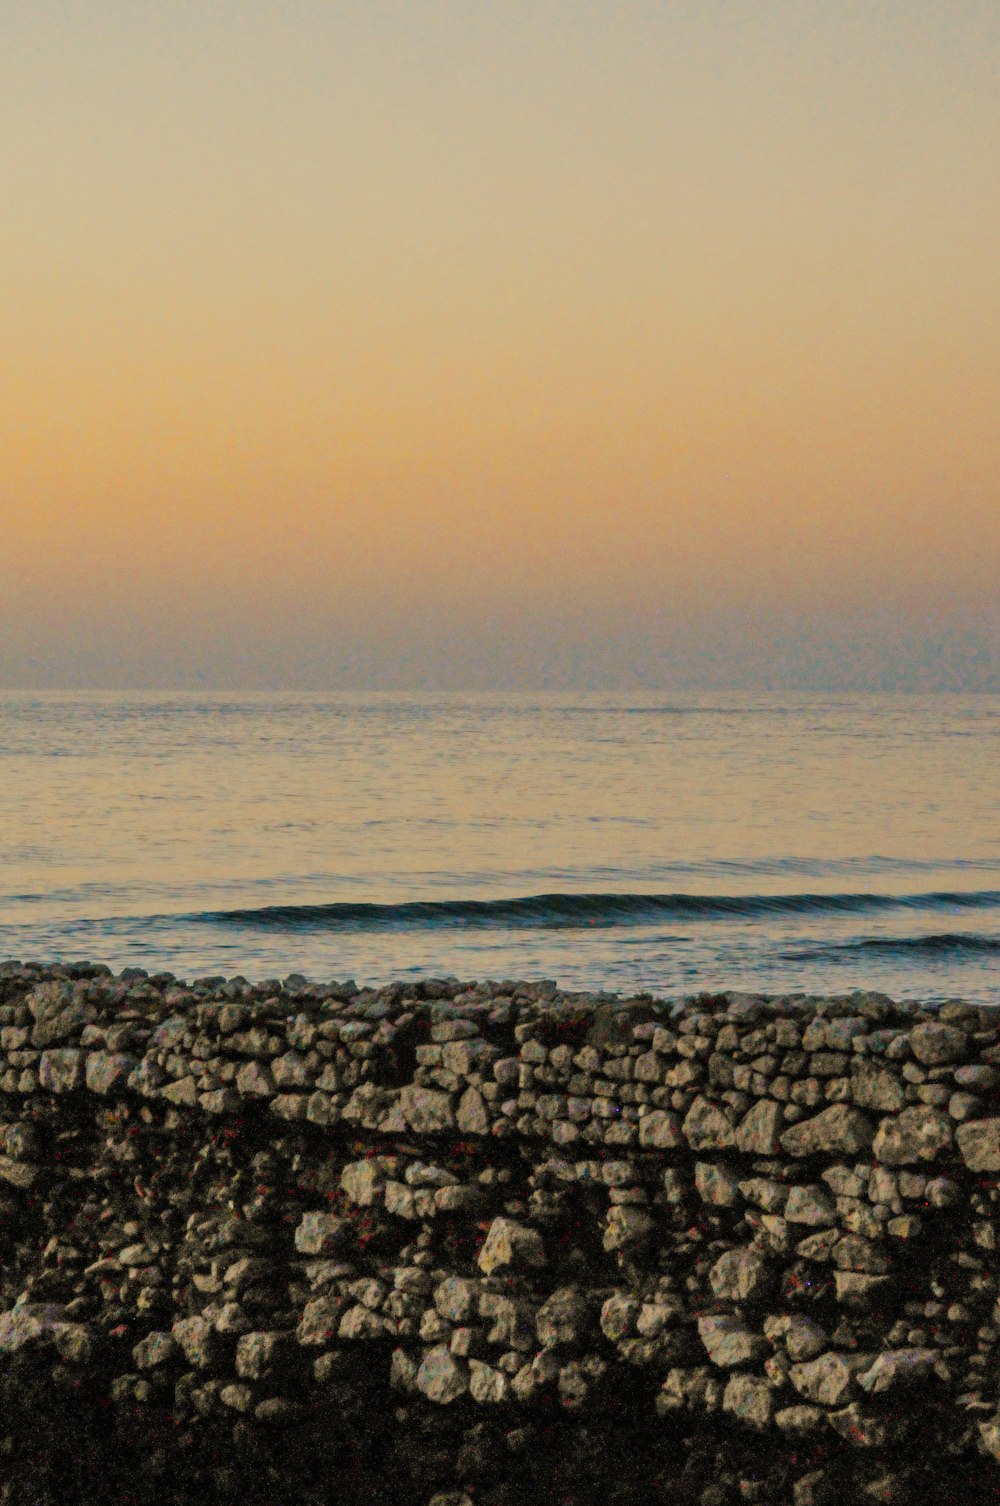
[1, 691, 998, 1004]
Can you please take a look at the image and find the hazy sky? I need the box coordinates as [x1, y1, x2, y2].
[3, 1, 998, 690]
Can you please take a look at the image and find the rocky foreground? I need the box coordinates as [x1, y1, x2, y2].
[1, 964, 1000, 1505]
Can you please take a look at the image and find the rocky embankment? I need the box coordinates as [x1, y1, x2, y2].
[1, 963, 1000, 1505]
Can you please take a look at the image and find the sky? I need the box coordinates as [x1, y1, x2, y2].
[3, 0, 999, 691]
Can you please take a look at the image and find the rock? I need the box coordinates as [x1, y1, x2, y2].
[708, 1247, 772, 1303]
[469, 1359, 510, 1403]
[783, 1316, 828, 1362]
[638, 1108, 683, 1148]
[38, 1049, 85, 1094]
[792, 1469, 836, 1506]
[235, 1061, 276, 1097]
[400, 1084, 456, 1133]
[788, 1351, 855, 1406]
[219, 1382, 254, 1413]
[389, 1347, 418, 1393]
[872, 1106, 953, 1164]
[340, 1160, 384, 1206]
[827, 1401, 897, 1448]
[255, 1396, 303, 1424]
[697, 1316, 766, 1367]
[536, 1286, 589, 1349]
[603, 1204, 655, 1251]
[0, 1304, 76, 1355]
[132, 1330, 179, 1370]
[434, 1276, 479, 1323]
[456, 1086, 490, 1135]
[296, 1297, 345, 1347]
[161, 1075, 199, 1107]
[694, 1161, 740, 1206]
[199, 1087, 242, 1115]
[171, 1315, 225, 1370]
[775, 1406, 825, 1438]
[415, 1343, 469, 1403]
[477, 1217, 545, 1274]
[682, 1097, 735, 1151]
[735, 1099, 783, 1155]
[722, 1372, 773, 1429]
[784, 1185, 838, 1226]
[235, 1331, 297, 1381]
[850, 1065, 906, 1113]
[294, 1213, 348, 1255]
[857, 1348, 938, 1393]
[832, 1235, 890, 1273]
[85, 1051, 138, 1095]
[909, 1022, 968, 1064]
[780, 1105, 874, 1157]
[600, 1292, 639, 1343]
[955, 1118, 1000, 1171]
[0, 1156, 39, 1190]
[833, 1272, 890, 1309]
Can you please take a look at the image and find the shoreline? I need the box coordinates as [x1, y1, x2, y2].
[1, 960, 999, 1504]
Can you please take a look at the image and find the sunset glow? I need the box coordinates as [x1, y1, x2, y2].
[4, 2, 998, 687]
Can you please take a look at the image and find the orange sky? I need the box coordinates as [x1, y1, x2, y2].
[3, 2, 999, 688]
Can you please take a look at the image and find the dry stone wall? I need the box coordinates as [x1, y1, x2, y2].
[1, 960, 1000, 1505]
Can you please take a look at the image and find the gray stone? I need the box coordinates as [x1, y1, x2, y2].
[789, 1351, 855, 1407]
[780, 1316, 827, 1363]
[536, 1286, 589, 1349]
[132, 1330, 180, 1370]
[872, 1106, 953, 1164]
[469, 1359, 510, 1403]
[785, 1185, 837, 1226]
[172, 1315, 224, 1370]
[708, 1247, 772, 1303]
[780, 1105, 874, 1157]
[775, 1405, 825, 1437]
[340, 1160, 384, 1206]
[296, 1297, 345, 1347]
[415, 1343, 469, 1403]
[857, 1348, 938, 1393]
[477, 1217, 546, 1274]
[722, 1371, 774, 1429]
[682, 1096, 736, 1151]
[956, 1118, 1000, 1171]
[456, 1086, 490, 1135]
[603, 1204, 655, 1251]
[909, 1022, 968, 1065]
[38, 1049, 85, 1094]
[161, 1075, 198, 1107]
[235, 1330, 297, 1381]
[850, 1064, 906, 1113]
[833, 1272, 890, 1309]
[236, 1061, 276, 1097]
[697, 1315, 766, 1367]
[85, 1051, 138, 1095]
[694, 1160, 741, 1206]
[600, 1292, 639, 1343]
[638, 1109, 683, 1148]
[735, 1099, 783, 1155]
[434, 1276, 478, 1323]
[294, 1213, 348, 1255]
[400, 1084, 456, 1133]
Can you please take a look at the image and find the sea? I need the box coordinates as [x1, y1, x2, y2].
[1, 691, 998, 1006]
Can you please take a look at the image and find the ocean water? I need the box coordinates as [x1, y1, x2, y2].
[1, 690, 998, 1004]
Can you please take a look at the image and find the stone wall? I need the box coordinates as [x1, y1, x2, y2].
[1, 960, 1000, 1505]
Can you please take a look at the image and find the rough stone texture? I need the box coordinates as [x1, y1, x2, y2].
[956, 1117, 1000, 1171]
[872, 1105, 954, 1164]
[781, 1105, 875, 1157]
[0, 962, 997, 1506]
